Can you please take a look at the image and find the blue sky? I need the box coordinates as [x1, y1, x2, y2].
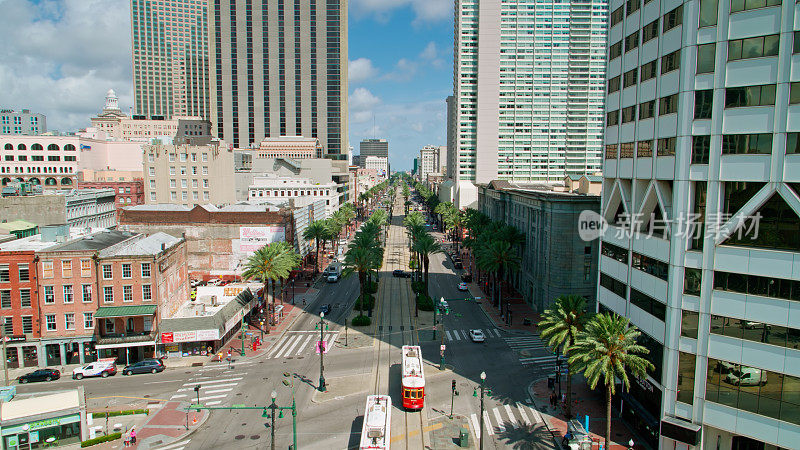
[0, 0, 453, 171]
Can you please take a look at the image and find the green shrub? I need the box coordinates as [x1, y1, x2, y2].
[365, 280, 379, 294]
[81, 433, 122, 448]
[91, 409, 149, 419]
[416, 293, 434, 311]
[352, 315, 371, 326]
[411, 281, 424, 294]
[353, 294, 375, 311]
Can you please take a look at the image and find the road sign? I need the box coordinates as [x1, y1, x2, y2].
[440, 344, 446, 351]
[315, 341, 329, 354]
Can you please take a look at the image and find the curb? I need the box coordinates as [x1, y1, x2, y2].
[527, 379, 565, 450]
[137, 402, 211, 450]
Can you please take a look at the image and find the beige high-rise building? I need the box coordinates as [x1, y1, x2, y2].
[130, 0, 210, 120]
[209, 0, 348, 157]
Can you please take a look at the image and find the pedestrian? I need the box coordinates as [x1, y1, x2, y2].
[124, 431, 131, 447]
[130, 426, 137, 444]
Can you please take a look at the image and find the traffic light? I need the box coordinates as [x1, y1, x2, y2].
[452, 379, 456, 391]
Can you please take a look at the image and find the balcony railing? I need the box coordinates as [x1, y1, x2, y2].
[96, 330, 157, 345]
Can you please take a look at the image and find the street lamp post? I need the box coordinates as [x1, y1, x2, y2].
[318, 312, 326, 392]
[282, 373, 299, 450]
[555, 357, 562, 400]
[479, 371, 486, 450]
[269, 390, 277, 450]
[291, 279, 295, 305]
[240, 316, 245, 356]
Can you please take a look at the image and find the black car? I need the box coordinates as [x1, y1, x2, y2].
[18, 368, 60, 384]
[461, 273, 473, 283]
[454, 261, 463, 270]
[122, 359, 165, 376]
[319, 304, 331, 314]
[392, 269, 407, 277]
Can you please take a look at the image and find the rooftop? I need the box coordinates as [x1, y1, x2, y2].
[99, 232, 182, 257]
[0, 227, 107, 252]
[0, 220, 37, 233]
[43, 229, 135, 253]
[2, 389, 80, 422]
[171, 283, 262, 320]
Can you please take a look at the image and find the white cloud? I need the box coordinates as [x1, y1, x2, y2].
[348, 58, 379, 85]
[349, 0, 452, 24]
[383, 58, 417, 82]
[419, 42, 437, 60]
[0, 0, 132, 132]
[349, 87, 381, 112]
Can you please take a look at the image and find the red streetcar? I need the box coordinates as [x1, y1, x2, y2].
[401, 345, 425, 409]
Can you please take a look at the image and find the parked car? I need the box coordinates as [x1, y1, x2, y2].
[392, 269, 411, 278]
[725, 367, 767, 386]
[327, 274, 339, 283]
[469, 329, 486, 343]
[72, 358, 117, 380]
[319, 304, 331, 314]
[18, 368, 60, 384]
[461, 273, 473, 283]
[123, 359, 165, 376]
[454, 261, 463, 270]
[458, 282, 469, 291]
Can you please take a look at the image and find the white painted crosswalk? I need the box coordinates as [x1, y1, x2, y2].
[444, 328, 501, 342]
[267, 332, 339, 359]
[169, 374, 245, 406]
[503, 335, 559, 369]
[469, 403, 542, 440]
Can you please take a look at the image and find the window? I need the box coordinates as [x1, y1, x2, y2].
[788, 133, 800, 154]
[600, 273, 627, 299]
[791, 83, 800, 104]
[725, 84, 776, 107]
[169, 166, 176, 176]
[0, 265, 7, 283]
[181, 179, 187, 188]
[148, 167, 155, 177]
[640, 60, 657, 81]
[625, 31, 639, 53]
[0, 290, 10, 308]
[1, 317, 11, 335]
[608, 76, 620, 93]
[605, 144, 618, 159]
[44, 286, 54, 304]
[150, 192, 157, 202]
[82, 284, 92, 303]
[638, 141, 653, 157]
[697, 43, 716, 74]
[607, 110, 619, 126]
[659, 93, 679, 115]
[179, 153, 187, 162]
[692, 135, 711, 164]
[103, 286, 113, 303]
[662, 5, 683, 33]
[620, 142, 635, 158]
[168, 153, 175, 162]
[142, 284, 152, 301]
[21, 316, 32, 334]
[609, 41, 622, 60]
[630, 288, 666, 321]
[658, 137, 676, 156]
[684, 268, 702, 296]
[623, 69, 638, 88]
[642, 20, 659, 43]
[80, 259, 91, 277]
[202, 153, 208, 162]
[141, 263, 151, 278]
[170, 179, 176, 188]
[728, 34, 779, 61]
[677, 352, 696, 404]
[699, 0, 718, 27]
[731, 0, 780, 13]
[632, 252, 668, 280]
[661, 50, 680, 74]
[17, 264, 29, 282]
[45, 315, 56, 331]
[626, 0, 640, 16]
[123, 285, 133, 302]
[795, 31, 800, 54]
[20, 289, 31, 307]
[122, 263, 132, 279]
[61, 260, 72, 278]
[723, 193, 800, 252]
[639, 100, 656, 120]
[63, 285, 73, 304]
[102, 264, 112, 279]
[610, 5, 624, 26]
[694, 90, 713, 119]
[722, 134, 772, 154]
[84, 313, 93, 329]
[601, 242, 628, 263]
[622, 106, 636, 123]
[65, 313, 75, 330]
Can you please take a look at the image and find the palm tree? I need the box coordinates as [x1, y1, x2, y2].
[303, 220, 328, 274]
[343, 227, 383, 318]
[241, 242, 300, 329]
[476, 239, 521, 319]
[569, 313, 654, 448]
[412, 233, 442, 300]
[538, 295, 591, 420]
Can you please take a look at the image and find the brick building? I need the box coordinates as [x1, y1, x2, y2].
[77, 180, 145, 219]
[119, 204, 294, 279]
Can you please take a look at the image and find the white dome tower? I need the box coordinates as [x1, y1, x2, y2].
[104, 89, 121, 112]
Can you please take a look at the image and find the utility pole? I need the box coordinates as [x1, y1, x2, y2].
[270, 391, 277, 450]
[318, 312, 326, 392]
[479, 372, 486, 450]
[240, 316, 245, 356]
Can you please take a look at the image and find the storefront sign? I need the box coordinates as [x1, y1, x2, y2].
[238, 226, 286, 252]
[161, 330, 219, 344]
[2, 414, 81, 436]
[4, 335, 26, 343]
[164, 344, 180, 353]
[29, 431, 39, 443]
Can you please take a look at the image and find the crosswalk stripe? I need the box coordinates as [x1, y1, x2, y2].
[279, 335, 305, 358]
[155, 439, 191, 450]
[295, 335, 314, 354]
[461, 330, 468, 340]
[170, 394, 187, 400]
[516, 403, 531, 426]
[202, 361, 255, 369]
[520, 356, 559, 363]
[532, 408, 544, 424]
[181, 377, 242, 387]
[326, 332, 338, 350]
[469, 414, 481, 440]
[268, 335, 299, 358]
[452, 330, 460, 341]
[204, 401, 222, 406]
[492, 407, 505, 432]
[504, 404, 519, 428]
[482, 410, 494, 436]
[199, 394, 228, 401]
[446, 330, 452, 341]
[494, 329, 502, 337]
[177, 383, 239, 392]
[203, 388, 233, 395]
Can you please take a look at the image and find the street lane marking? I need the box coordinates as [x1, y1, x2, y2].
[198, 394, 228, 401]
[267, 335, 297, 358]
[294, 335, 315, 354]
[177, 383, 239, 392]
[469, 414, 481, 439]
[204, 401, 222, 406]
[181, 377, 242, 387]
[516, 403, 532, 426]
[492, 407, 505, 432]
[190, 376, 213, 380]
[461, 330, 468, 340]
[452, 330, 460, 341]
[155, 439, 190, 450]
[482, 410, 495, 435]
[202, 361, 255, 369]
[143, 380, 181, 385]
[387, 422, 443, 443]
[504, 404, 519, 428]
[493, 329, 502, 337]
[277, 335, 303, 358]
[519, 356, 559, 363]
[325, 332, 338, 352]
[203, 388, 233, 395]
[532, 408, 544, 424]
[170, 394, 187, 400]
[445, 330, 452, 341]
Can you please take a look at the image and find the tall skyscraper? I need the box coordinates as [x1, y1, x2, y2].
[209, 0, 348, 157]
[449, 0, 607, 208]
[359, 138, 388, 158]
[130, 0, 210, 119]
[599, 1, 800, 448]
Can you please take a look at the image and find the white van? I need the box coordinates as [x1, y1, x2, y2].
[72, 358, 118, 380]
[725, 367, 767, 386]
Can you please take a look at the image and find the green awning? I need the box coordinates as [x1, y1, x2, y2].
[94, 305, 157, 318]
